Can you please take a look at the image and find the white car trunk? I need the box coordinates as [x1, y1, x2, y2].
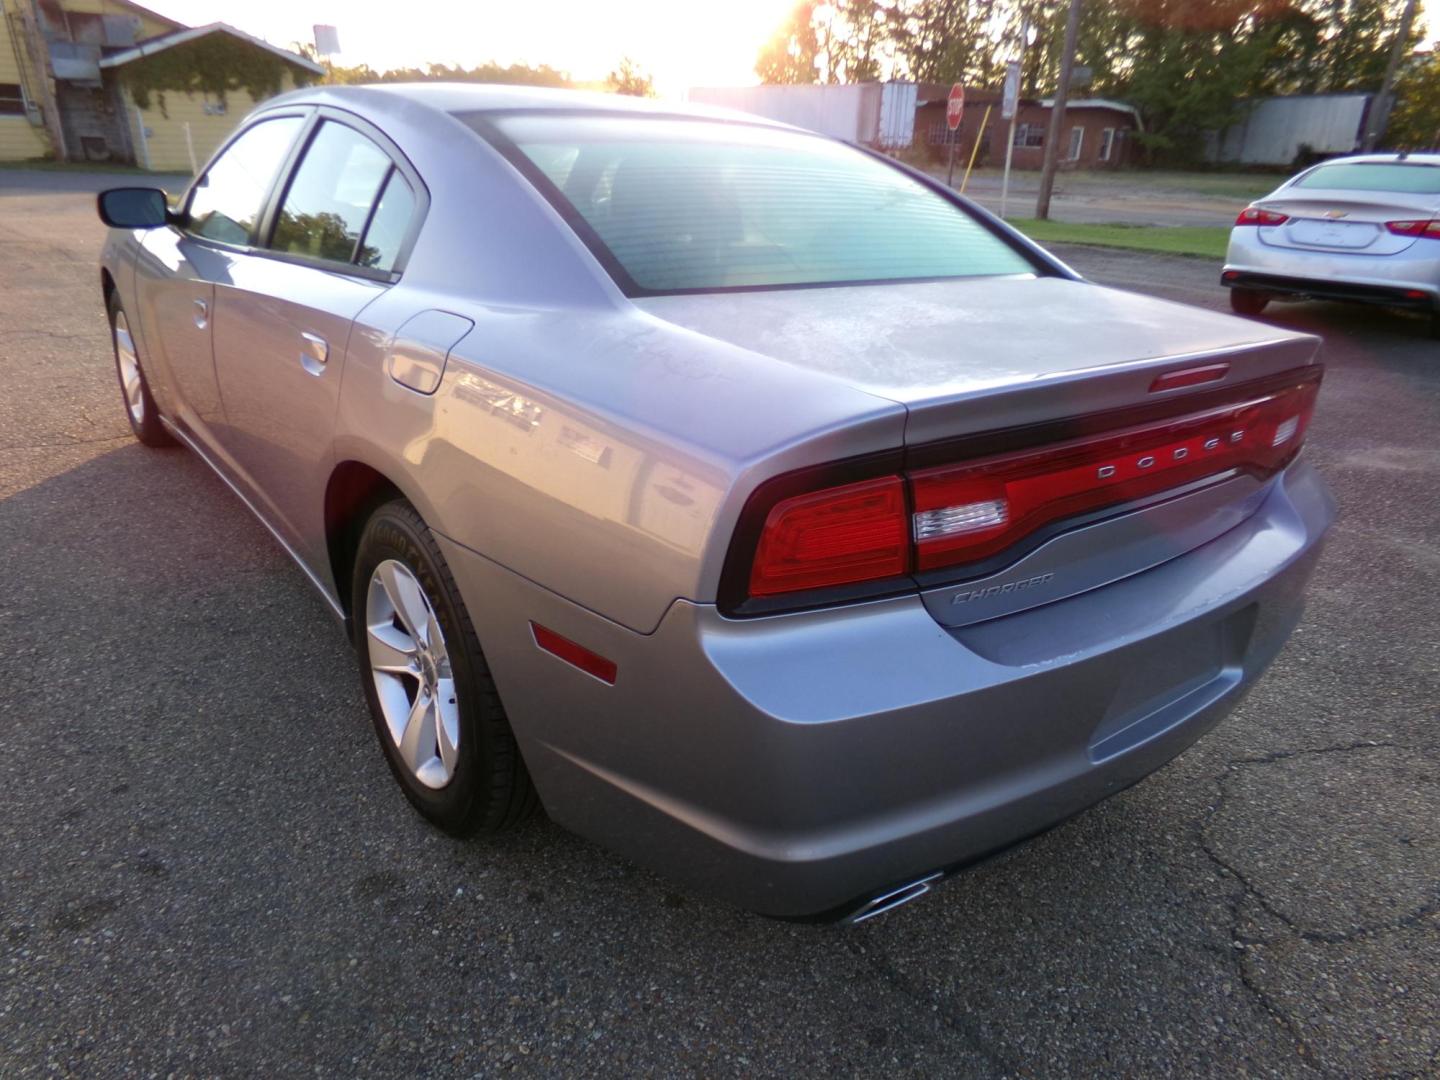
[1254, 189, 1440, 256]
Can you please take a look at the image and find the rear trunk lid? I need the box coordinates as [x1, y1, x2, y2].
[634, 276, 1318, 445]
[637, 276, 1321, 627]
[1250, 189, 1440, 255]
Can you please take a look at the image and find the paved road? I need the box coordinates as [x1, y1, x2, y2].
[1, 174, 1437, 1077]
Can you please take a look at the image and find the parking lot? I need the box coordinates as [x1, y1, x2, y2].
[1, 171, 1436, 1077]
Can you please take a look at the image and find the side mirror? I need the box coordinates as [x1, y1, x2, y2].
[97, 187, 170, 229]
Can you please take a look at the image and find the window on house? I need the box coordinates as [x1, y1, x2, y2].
[0, 83, 27, 117]
[1014, 123, 1044, 149]
[1099, 127, 1116, 162]
[1067, 126, 1084, 161]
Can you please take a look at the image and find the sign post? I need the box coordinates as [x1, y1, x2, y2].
[1000, 53, 1022, 218]
[945, 83, 965, 188]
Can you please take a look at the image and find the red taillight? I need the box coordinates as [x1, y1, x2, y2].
[749, 476, 908, 596]
[725, 370, 1323, 613]
[1385, 219, 1440, 238]
[1235, 207, 1289, 226]
[908, 378, 1319, 571]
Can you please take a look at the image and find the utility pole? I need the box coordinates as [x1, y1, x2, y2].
[1035, 0, 1082, 221]
[1361, 0, 1419, 151]
[17, 0, 66, 161]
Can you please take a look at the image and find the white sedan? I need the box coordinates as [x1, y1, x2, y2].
[1222, 152, 1440, 336]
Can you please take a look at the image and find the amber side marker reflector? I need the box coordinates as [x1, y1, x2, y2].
[1150, 363, 1230, 393]
[531, 622, 617, 685]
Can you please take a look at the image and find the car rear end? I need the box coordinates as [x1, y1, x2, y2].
[466, 327, 1333, 920]
[448, 106, 1336, 919]
[1223, 156, 1440, 316]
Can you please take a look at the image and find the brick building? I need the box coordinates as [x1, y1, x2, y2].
[916, 85, 1141, 169]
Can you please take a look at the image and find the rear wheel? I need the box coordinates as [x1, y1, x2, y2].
[352, 499, 537, 834]
[1429, 311, 1440, 340]
[1228, 288, 1269, 317]
[107, 292, 174, 447]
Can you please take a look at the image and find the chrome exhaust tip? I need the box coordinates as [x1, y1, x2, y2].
[843, 871, 943, 925]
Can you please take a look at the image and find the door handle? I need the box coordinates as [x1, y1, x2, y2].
[300, 331, 329, 376]
[192, 298, 208, 328]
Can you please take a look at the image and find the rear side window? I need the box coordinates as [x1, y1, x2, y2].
[271, 120, 394, 263]
[356, 170, 416, 270]
[472, 114, 1036, 294]
[188, 116, 304, 244]
[1294, 162, 1440, 195]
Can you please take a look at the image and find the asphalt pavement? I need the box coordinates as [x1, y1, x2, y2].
[1, 172, 1437, 1077]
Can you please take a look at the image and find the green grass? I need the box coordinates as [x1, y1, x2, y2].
[0, 159, 180, 175]
[1010, 218, 1230, 260]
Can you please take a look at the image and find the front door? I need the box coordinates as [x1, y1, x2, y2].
[143, 113, 307, 464]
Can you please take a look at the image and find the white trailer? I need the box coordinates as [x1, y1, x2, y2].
[1206, 94, 1373, 166]
[687, 83, 918, 149]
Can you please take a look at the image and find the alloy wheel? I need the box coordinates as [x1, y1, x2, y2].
[113, 310, 144, 425]
[366, 559, 460, 789]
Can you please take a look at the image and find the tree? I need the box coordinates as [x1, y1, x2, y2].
[608, 57, 656, 96]
[756, 1, 897, 84]
[318, 60, 571, 88]
[1387, 51, 1440, 149]
[756, 2, 823, 83]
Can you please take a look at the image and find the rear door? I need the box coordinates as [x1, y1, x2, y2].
[208, 110, 423, 568]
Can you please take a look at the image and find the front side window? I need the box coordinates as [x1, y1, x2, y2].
[1294, 162, 1440, 195]
[188, 116, 304, 245]
[473, 114, 1036, 294]
[271, 120, 394, 263]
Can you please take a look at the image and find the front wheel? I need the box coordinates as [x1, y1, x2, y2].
[1228, 288, 1270, 317]
[107, 292, 174, 447]
[352, 500, 536, 834]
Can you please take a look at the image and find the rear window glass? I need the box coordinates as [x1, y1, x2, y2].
[468, 114, 1036, 294]
[1294, 162, 1440, 194]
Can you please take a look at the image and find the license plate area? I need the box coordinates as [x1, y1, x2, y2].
[1087, 604, 1257, 762]
[1285, 219, 1378, 249]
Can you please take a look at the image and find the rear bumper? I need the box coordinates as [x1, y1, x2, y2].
[439, 458, 1335, 918]
[1224, 228, 1440, 308]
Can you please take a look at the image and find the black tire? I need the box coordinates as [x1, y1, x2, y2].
[351, 499, 537, 835]
[1429, 311, 1440, 340]
[1228, 288, 1269, 317]
[106, 291, 174, 448]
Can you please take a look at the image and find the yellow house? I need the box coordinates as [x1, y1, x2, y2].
[102, 23, 322, 171]
[0, 0, 320, 169]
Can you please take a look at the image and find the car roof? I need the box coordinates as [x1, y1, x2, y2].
[275, 81, 792, 129]
[1305, 152, 1440, 168]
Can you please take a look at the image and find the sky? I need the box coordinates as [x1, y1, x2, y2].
[138, 0, 798, 97]
[141, 0, 1437, 98]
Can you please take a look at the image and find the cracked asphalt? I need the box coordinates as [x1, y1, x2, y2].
[1, 171, 1437, 1077]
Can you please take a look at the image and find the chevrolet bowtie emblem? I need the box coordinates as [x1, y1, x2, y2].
[1322, 209, 1349, 219]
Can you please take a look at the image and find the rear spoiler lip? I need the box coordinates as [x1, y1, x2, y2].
[901, 333, 1321, 450]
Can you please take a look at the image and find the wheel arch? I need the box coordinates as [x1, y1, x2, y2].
[324, 460, 411, 621]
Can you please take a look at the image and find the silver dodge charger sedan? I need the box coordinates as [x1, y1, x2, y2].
[97, 84, 1335, 921]
[1223, 152, 1440, 335]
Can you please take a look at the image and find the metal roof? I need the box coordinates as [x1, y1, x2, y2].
[98, 22, 325, 75]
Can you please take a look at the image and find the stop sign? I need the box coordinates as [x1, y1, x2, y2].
[946, 83, 965, 130]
